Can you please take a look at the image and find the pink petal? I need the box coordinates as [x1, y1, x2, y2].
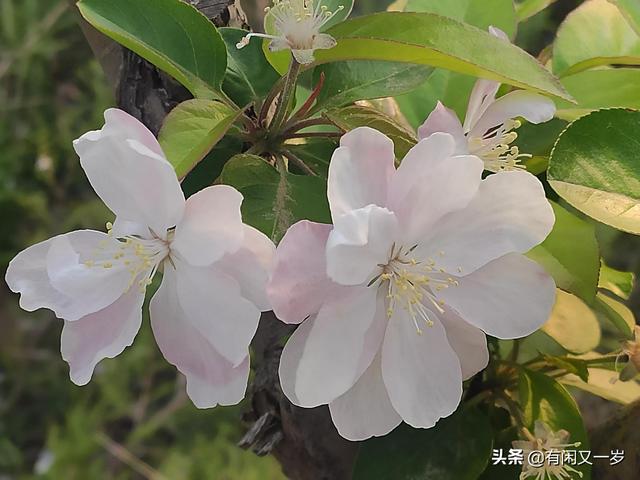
[440, 309, 489, 380]
[470, 90, 556, 138]
[329, 353, 402, 441]
[417, 101, 467, 154]
[150, 267, 250, 408]
[463, 79, 500, 133]
[418, 171, 555, 275]
[437, 253, 556, 339]
[74, 110, 185, 236]
[215, 225, 275, 311]
[172, 185, 245, 267]
[280, 287, 385, 407]
[267, 221, 334, 324]
[326, 205, 398, 286]
[381, 311, 463, 428]
[61, 283, 145, 385]
[388, 134, 484, 244]
[174, 261, 261, 367]
[328, 127, 395, 219]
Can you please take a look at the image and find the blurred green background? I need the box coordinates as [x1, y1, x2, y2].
[1, 0, 638, 478]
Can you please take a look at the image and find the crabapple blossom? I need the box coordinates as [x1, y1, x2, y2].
[5, 109, 275, 409]
[418, 27, 556, 172]
[236, 0, 342, 64]
[512, 421, 583, 480]
[268, 127, 556, 441]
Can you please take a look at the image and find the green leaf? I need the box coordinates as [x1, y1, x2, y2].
[312, 61, 433, 113]
[324, 105, 417, 159]
[552, 0, 640, 76]
[515, 118, 568, 174]
[519, 369, 591, 479]
[158, 100, 241, 179]
[392, 0, 517, 124]
[285, 139, 337, 179]
[594, 292, 635, 339]
[611, 0, 640, 35]
[599, 261, 635, 300]
[542, 290, 601, 354]
[219, 28, 279, 107]
[543, 355, 590, 383]
[548, 108, 640, 235]
[353, 408, 493, 480]
[516, 0, 559, 22]
[562, 367, 640, 404]
[555, 69, 640, 120]
[220, 154, 330, 241]
[527, 202, 600, 304]
[316, 12, 570, 101]
[77, 0, 227, 98]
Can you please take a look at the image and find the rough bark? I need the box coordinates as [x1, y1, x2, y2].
[71, 2, 359, 478]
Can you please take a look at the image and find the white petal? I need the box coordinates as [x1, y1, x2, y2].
[488, 26, 510, 41]
[269, 37, 290, 52]
[328, 127, 395, 219]
[417, 102, 467, 154]
[175, 261, 261, 367]
[437, 253, 556, 339]
[292, 49, 316, 64]
[463, 79, 500, 133]
[150, 267, 249, 408]
[284, 287, 385, 407]
[74, 109, 185, 236]
[313, 33, 337, 50]
[326, 205, 398, 286]
[388, 134, 483, 244]
[111, 218, 150, 238]
[329, 354, 401, 441]
[46, 232, 133, 321]
[215, 225, 275, 311]
[381, 311, 463, 428]
[419, 171, 555, 275]
[267, 221, 335, 324]
[171, 185, 245, 267]
[61, 283, 144, 385]
[470, 90, 556, 138]
[279, 317, 314, 405]
[440, 309, 489, 380]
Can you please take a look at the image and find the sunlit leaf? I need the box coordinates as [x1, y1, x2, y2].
[599, 261, 635, 300]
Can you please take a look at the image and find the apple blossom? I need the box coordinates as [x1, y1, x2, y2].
[268, 127, 556, 441]
[512, 421, 583, 480]
[236, 0, 342, 64]
[5, 109, 275, 408]
[418, 27, 556, 172]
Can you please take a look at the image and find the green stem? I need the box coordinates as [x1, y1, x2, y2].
[270, 59, 301, 132]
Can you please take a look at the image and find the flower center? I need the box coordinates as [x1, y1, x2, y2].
[468, 119, 529, 172]
[83, 222, 171, 292]
[371, 244, 460, 335]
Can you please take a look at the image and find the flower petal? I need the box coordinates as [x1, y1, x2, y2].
[74, 109, 185, 236]
[470, 90, 556, 139]
[417, 102, 467, 154]
[175, 261, 261, 367]
[440, 309, 489, 380]
[328, 127, 395, 219]
[326, 205, 398, 286]
[171, 185, 245, 267]
[381, 311, 463, 428]
[419, 171, 555, 275]
[267, 220, 334, 324]
[150, 267, 249, 408]
[292, 49, 316, 64]
[111, 218, 150, 238]
[284, 287, 385, 407]
[313, 33, 337, 50]
[61, 283, 144, 385]
[437, 253, 556, 339]
[215, 225, 275, 311]
[329, 354, 402, 441]
[463, 79, 500, 133]
[388, 133, 484, 244]
[46, 232, 133, 321]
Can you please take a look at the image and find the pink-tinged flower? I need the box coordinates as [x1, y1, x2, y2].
[5, 109, 274, 408]
[268, 127, 556, 441]
[418, 27, 556, 172]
